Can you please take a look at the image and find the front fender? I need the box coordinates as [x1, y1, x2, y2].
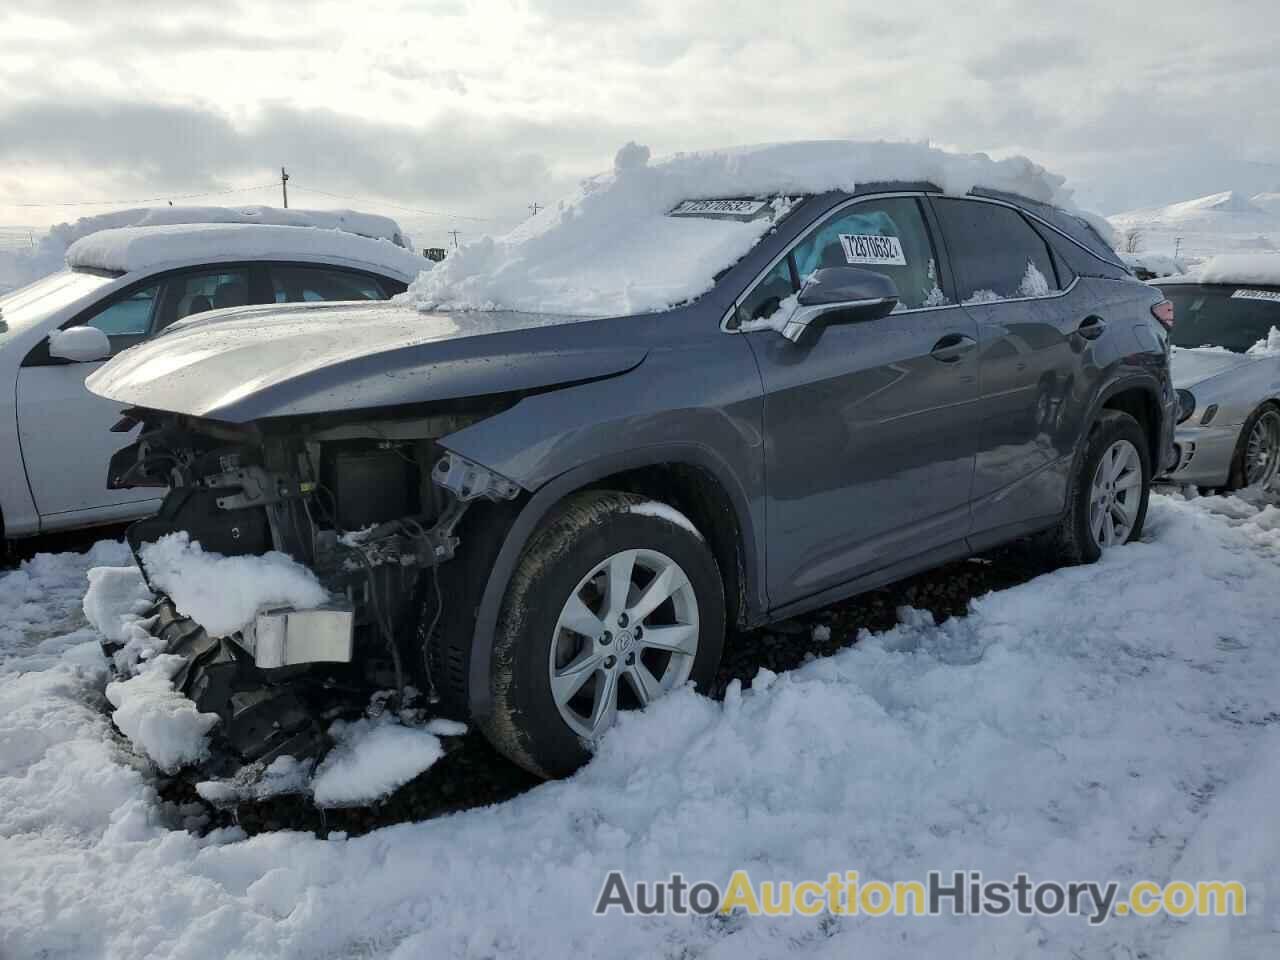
[438, 337, 767, 720]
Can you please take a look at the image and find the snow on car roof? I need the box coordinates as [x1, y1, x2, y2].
[47, 204, 412, 250]
[65, 223, 431, 282]
[1160, 253, 1280, 287]
[403, 140, 1082, 318]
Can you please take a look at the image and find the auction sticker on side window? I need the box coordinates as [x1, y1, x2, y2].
[839, 234, 907, 266]
[1231, 289, 1280, 302]
[669, 199, 768, 217]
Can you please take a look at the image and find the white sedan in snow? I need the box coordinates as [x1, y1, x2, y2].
[0, 220, 428, 540]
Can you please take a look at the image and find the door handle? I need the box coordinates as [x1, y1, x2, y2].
[1076, 315, 1107, 340]
[930, 333, 977, 363]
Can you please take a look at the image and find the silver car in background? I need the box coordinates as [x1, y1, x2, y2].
[1159, 255, 1280, 490]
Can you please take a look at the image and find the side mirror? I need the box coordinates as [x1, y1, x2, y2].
[48, 326, 112, 363]
[780, 267, 899, 344]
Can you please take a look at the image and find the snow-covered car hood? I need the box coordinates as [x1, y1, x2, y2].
[86, 300, 645, 422]
[1171, 347, 1256, 388]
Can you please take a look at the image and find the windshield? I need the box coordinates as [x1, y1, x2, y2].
[0, 269, 116, 338]
[1166, 284, 1280, 352]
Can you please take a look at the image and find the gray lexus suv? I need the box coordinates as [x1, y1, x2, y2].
[89, 176, 1177, 781]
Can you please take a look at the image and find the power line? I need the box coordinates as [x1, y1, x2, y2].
[2, 182, 279, 208]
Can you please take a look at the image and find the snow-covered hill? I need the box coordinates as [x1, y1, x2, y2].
[1109, 191, 1280, 265]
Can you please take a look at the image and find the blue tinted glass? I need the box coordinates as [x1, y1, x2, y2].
[87, 285, 159, 335]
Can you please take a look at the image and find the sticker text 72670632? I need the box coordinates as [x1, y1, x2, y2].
[839, 234, 907, 267]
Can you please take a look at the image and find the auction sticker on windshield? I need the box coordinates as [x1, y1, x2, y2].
[840, 234, 907, 266]
[669, 199, 768, 217]
[1231, 289, 1280, 303]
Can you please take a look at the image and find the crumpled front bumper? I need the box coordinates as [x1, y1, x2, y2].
[108, 600, 354, 777]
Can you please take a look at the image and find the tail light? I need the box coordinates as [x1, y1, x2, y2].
[1151, 300, 1175, 330]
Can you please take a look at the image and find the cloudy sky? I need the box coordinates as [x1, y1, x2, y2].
[2, 0, 1277, 244]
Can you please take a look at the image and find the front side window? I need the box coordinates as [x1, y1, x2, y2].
[735, 196, 947, 328]
[932, 198, 1060, 304]
[270, 265, 389, 303]
[84, 283, 160, 337]
[1166, 285, 1280, 352]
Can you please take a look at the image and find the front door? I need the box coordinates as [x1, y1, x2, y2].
[15, 268, 250, 526]
[740, 195, 982, 609]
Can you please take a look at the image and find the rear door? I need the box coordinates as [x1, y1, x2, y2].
[929, 197, 1091, 537]
[741, 195, 983, 609]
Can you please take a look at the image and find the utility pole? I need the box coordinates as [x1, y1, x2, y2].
[1174, 237, 1183, 259]
[448, 229, 461, 249]
[281, 167, 290, 208]
[529, 201, 543, 217]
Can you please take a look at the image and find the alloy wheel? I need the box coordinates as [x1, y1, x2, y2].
[1089, 439, 1143, 549]
[1244, 410, 1280, 487]
[548, 548, 700, 739]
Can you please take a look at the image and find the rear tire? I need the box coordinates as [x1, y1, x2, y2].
[1044, 410, 1151, 564]
[1226, 402, 1280, 491]
[480, 490, 725, 779]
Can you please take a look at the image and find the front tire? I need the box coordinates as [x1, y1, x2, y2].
[1046, 410, 1151, 564]
[481, 490, 725, 778]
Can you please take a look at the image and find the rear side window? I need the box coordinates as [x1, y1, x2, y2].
[270, 265, 390, 303]
[932, 198, 1060, 304]
[1165, 285, 1280, 352]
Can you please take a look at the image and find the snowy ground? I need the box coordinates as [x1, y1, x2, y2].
[2, 492, 1279, 958]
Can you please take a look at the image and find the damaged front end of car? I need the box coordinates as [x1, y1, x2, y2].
[104, 404, 524, 783]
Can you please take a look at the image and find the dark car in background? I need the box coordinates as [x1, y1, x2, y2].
[88, 167, 1176, 781]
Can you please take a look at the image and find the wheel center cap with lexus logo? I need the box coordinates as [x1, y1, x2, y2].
[615, 629, 637, 655]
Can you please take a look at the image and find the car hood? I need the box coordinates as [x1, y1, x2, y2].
[86, 300, 644, 422]
[1171, 347, 1255, 388]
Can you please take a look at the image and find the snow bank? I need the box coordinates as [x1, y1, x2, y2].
[66, 222, 429, 281]
[311, 718, 445, 807]
[5, 493, 1280, 957]
[104, 655, 218, 772]
[1120, 250, 1187, 278]
[1192, 253, 1280, 287]
[403, 140, 1075, 317]
[137, 532, 328, 638]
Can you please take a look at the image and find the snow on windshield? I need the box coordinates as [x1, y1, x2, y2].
[403, 140, 1076, 318]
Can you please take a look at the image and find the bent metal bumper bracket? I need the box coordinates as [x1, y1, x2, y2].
[240, 606, 355, 669]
